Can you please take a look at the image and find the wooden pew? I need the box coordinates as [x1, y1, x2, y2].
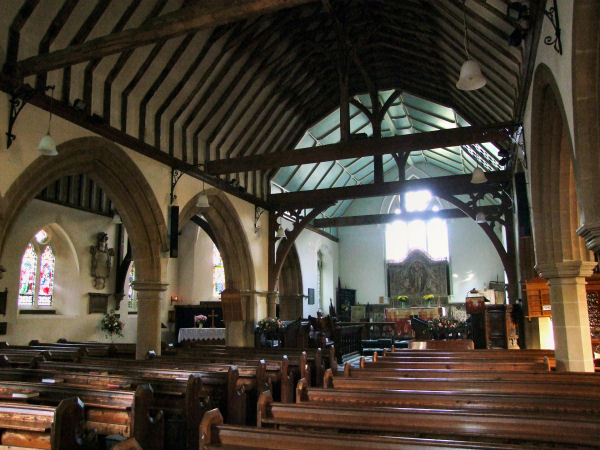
[200, 408, 526, 449]
[361, 356, 550, 372]
[38, 359, 253, 424]
[256, 390, 600, 447]
[0, 397, 91, 449]
[0, 367, 208, 450]
[0, 380, 163, 450]
[325, 368, 600, 398]
[297, 377, 600, 415]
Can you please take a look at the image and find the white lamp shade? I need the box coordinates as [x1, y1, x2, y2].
[475, 211, 487, 223]
[196, 193, 210, 208]
[470, 167, 488, 184]
[38, 134, 58, 156]
[456, 60, 487, 91]
[276, 225, 286, 238]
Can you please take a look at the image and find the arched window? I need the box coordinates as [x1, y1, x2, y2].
[317, 251, 323, 305]
[18, 229, 55, 307]
[212, 244, 225, 297]
[386, 190, 449, 261]
[127, 263, 137, 310]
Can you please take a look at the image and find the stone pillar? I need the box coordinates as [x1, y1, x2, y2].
[266, 292, 278, 318]
[133, 281, 167, 360]
[537, 261, 596, 372]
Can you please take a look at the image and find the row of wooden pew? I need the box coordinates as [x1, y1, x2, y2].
[201, 347, 600, 449]
[0, 340, 336, 449]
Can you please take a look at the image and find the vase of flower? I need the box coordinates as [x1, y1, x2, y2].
[194, 314, 207, 328]
[100, 309, 124, 343]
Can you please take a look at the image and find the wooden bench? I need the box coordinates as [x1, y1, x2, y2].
[0, 380, 163, 450]
[361, 356, 550, 372]
[326, 368, 600, 398]
[200, 408, 526, 449]
[0, 366, 209, 450]
[297, 377, 600, 415]
[0, 397, 90, 449]
[256, 390, 600, 447]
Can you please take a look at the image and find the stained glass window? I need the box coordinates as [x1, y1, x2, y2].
[127, 264, 137, 310]
[212, 244, 225, 297]
[34, 229, 48, 244]
[18, 244, 37, 306]
[37, 246, 55, 306]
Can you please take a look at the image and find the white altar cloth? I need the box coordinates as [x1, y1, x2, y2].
[178, 327, 226, 343]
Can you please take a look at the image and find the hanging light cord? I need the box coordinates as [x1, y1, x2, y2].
[462, 0, 470, 59]
[47, 86, 55, 134]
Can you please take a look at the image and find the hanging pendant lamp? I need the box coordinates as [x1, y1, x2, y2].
[470, 167, 488, 184]
[38, 86, 58, 156]
[456, 1, 486, 91]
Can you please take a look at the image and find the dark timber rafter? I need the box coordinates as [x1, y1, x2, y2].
[207, 122, 518, 174]
[269, 171, 510, 209]
[16, 0, 317, 77]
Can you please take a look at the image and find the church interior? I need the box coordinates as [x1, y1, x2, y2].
[0, 0, 599, 448]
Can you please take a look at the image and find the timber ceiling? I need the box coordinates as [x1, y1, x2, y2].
[1, 0, 540, 217]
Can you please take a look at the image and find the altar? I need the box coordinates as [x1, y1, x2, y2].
[385, 307, 445, 336]
[177, 327, 226, 343]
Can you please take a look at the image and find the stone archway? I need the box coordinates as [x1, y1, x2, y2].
[572, 1, 600, 252]
[530, 64, 595, 371]
[278, 244, 303, 320]
[179, 190, 256, 345]
[1, 137, 168, 358]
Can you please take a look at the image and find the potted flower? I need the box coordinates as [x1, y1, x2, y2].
[100, 309, 124, 341]
[425, 316, 466, 340]
[256, 317, 282, 347]
[423, 293, 435, 306]
[194, 314, 207, 328]
[397, 295, 408, 307]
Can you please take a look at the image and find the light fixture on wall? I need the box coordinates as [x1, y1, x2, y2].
[456, 1, 486, 91]
[170, 295, 178, 305]
[470, 166, 488, 184]
[38, 86, 58, 156]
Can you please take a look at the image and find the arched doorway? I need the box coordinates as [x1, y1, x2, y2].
[278, 244, 303, 320]
[1, 137, 168, 358]
[179, 190, 256, 345]
[530, 64, 595, 371]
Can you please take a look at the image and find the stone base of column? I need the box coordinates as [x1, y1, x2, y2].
[537, 261, 596, 372]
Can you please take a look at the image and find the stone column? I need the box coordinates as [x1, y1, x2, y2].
[537, 261, 596, 372]
[266, 292, 278, 318]
[133, 281, 167, 360]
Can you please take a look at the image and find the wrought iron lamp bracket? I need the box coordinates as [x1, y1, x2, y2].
[6, 86, 39, 148]
[254, 206, 265, 234]
[544, 0, 562, 55]
[169, 164, 205, 205]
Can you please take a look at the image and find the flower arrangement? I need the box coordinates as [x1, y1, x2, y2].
[422, 294, 435, 301]
[256, 317, 281, 334]
[425, 316, 466, 340]
[194, 314, 207, 326]
[100, 309, 124, 338]
[397, 295, 408, 301]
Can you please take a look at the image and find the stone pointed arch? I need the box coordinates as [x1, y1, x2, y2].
[179, 190, 256, 346]
[179, 190, 255, 293]
[530, 64, 590, 266]
[1, 137, 168, 282]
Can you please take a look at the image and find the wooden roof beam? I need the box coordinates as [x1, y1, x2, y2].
[17, 0, 315, 76]
[313, 205, 501, 228]
[268, 171, 510, 209]
[206, 122, 518, 174]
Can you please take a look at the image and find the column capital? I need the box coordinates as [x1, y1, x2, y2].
[536, 260, 597, 279]
[131, 281, 168, 292]
[577, 221, 600, 253]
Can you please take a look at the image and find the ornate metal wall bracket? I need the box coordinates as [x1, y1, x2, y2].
[544, 0, 562, 55]
[6, 86, 36, 148]
[254, 206, 265, 234]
